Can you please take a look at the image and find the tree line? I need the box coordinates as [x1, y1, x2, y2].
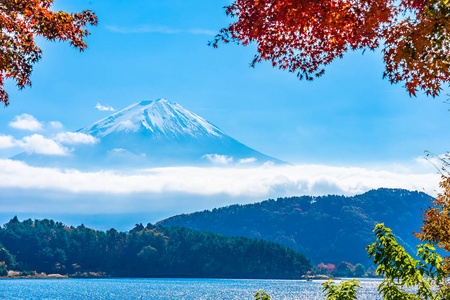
[0, 217, 311, 279]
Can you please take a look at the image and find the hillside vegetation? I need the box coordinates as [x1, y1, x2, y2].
[158, 188, 431, 265]
[0, 217, 310, 279]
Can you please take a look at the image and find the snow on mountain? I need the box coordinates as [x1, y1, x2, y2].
[12, 99, 285, 169]
[80, 99, 223, 140]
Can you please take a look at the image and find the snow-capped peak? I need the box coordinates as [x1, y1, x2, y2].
[79, 99, 224, 139]
[13, 98, 284, 169]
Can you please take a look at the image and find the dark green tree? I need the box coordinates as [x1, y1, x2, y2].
[353, 263, 366, 277]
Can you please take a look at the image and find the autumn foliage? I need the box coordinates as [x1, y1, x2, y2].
[211, 0, 450, 96]
[416, 167, 450, 272]
[0, 0, 97, 106]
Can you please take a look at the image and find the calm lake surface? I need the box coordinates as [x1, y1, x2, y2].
[0, 278, 383, 299]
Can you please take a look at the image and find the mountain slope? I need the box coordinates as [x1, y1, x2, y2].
[157, 188, 432, 266]
[13, 99, 283, 169]
[79, 99, 224, 140]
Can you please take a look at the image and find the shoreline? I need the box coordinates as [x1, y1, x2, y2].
[0, 274, 379, 280]
[2, 270, 108, 279]
[2, 274, 69, 279]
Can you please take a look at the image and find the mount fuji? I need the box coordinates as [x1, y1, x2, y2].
[13, 99, 284, 169]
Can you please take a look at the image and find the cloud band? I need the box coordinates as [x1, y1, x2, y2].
[0, 159, 439, 197]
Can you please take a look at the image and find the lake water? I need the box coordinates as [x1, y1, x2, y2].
[0, 278, 383, 299]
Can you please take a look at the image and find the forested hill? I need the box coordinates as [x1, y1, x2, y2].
[158, 188, 432, 266]
[0, 217, 310, 279]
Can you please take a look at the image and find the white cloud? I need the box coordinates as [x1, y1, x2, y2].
[239, 157, 257, 164]
[95, 103, 115, 112]
[0, 132, 73, 155]
[16, 134, 68, 156]
[55, 132, 99, 145]
[108, 148, 129, 155]
[9, 114, 43, 131]
[8, 114, 63, 131]
[105, 25, 215, 35]
[203, 154, 233, 165]
[414, 153, 450, 172]
[0, 135, 16, 149]
[263, 161, 275, 167]
[49, 121, 64, 130]
[0, 160, 440, 198]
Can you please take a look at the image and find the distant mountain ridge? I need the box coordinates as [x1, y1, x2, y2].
[13, 99, 284, 169]
[158, 188, 433, 266]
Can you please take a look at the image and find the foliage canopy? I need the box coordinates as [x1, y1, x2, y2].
[0, 0, 97, 106]
[416, 164, 450, 273]
[367, 223, 447, 299]
[211, 0, 450, 97]
[321, 279, 361, 300]
[0, 217, 311, 278]
[254, 290, 271, 300]
[321, 223, 448, 300]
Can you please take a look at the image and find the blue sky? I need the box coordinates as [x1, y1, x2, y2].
[0, 0, 448, 164]
[0, 0, 448, 228]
